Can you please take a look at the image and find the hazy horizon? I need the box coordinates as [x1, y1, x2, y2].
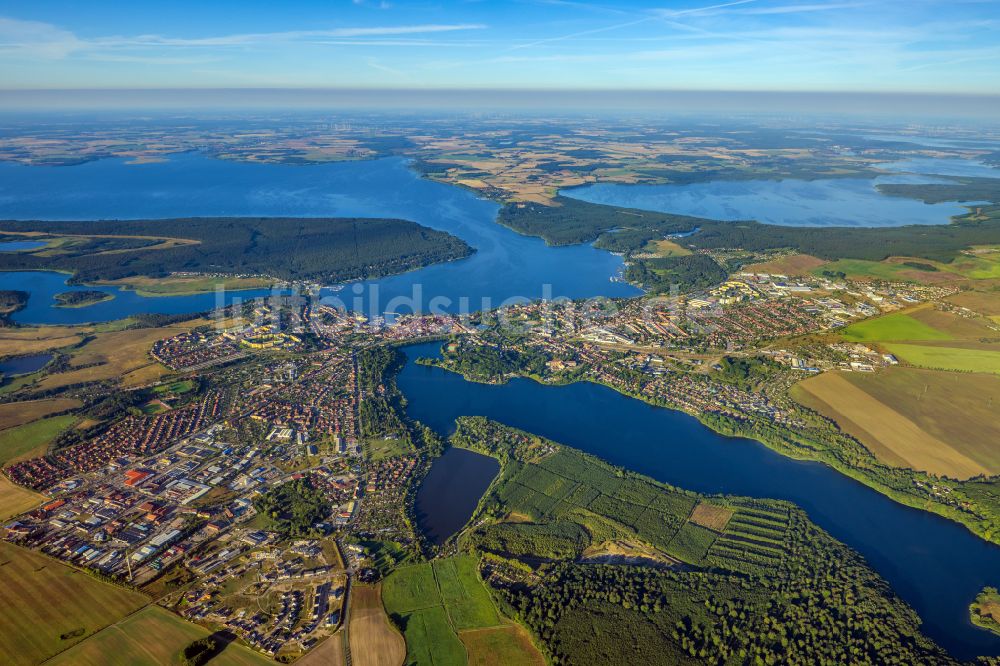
[2, 87, 1000, 120]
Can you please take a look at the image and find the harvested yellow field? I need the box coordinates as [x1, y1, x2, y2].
[297, 632, 346, 666]
[0, 476, 44, 521]
[907, 306, 997, 339]
[793, 371, 993, 479]
[0, 328, 86, 356]
[648, 239, 692, 257]
[946, 287, 1000, 316]
[0, 398, 80, 431]
[37, 319, 208, 390]
[349, 584, 405, 666]
[746, 253, 827, 276]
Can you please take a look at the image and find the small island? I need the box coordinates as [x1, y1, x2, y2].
[54, 290, 114, 308]
[971, 587, 1000, 636]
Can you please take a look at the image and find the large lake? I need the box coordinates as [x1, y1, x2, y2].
[563, 157, 995, 227]
[0, 153, 638, 325]
[397, 341, 1000, 660]
[0, 270, 274, 326]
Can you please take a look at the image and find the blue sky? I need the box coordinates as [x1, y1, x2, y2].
[0, 0, 998, 93]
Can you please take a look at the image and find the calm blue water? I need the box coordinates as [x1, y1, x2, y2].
[563, 158, 993, 227]
[879, 157, 1000, 179]
[0, 353, 52, 376]
[0, 153, 638, 324]
[0, 240, 46, 252]
[414, 446, 499, 544]
[0, 271, 274, 326]
[397, 341, 1000, 660]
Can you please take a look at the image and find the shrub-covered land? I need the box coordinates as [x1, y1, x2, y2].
[498, 196, 1000, 265]
[53, 290, 113, 308]
[0, 217, 473, 284]
[449, 417, 955, 665]
[0, 289, 28, 318]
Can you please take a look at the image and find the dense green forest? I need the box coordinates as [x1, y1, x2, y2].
[877, 177, 1000, 204]
[623, 254, 728, 294]
[418, 337, 551, 383]
[498, 195, 1000, 264]
[252, 477, 330, 537]
[0, 217, 472, 284]
[357, 346, 412, 443]
[450, 417, 955, 665]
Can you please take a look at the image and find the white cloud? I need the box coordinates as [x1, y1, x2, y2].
[0, 16, 487, 62]
[0, 17, 85, 58]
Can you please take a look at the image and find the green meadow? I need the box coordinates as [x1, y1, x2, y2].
[884, 343, 1000, 375]
[382, 555, 508, 666]
[841, 312, 952, 342]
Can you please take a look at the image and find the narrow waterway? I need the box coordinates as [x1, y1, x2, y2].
[397, 341, 1000, 661]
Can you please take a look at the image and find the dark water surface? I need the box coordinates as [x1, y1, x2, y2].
[397, 341, 1000, 660]
[0, 353, 52, 376]
[414, 446, 499, 545]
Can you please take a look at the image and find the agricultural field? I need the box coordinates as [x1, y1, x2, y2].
[688, 501, 735, 531]
[841, 310, 953, 343]
[644, 239, 691, 257]
[0, 414, 77, 464]
[36, 317, 210, 390]
[432, 556, 501, 631]
[813, 249, 1000, 284]
[0, 397, 80, 431]
[747, 253, 827, 275]
[395, 606, 466, 666]
[813, 258, 949, 283]
[0, 542, 148, 666]
[98, 274, 274, 296]
[348, 584, 406, 666]
[47, 605, 272, 666]
[791, 370, 997, 478]
[298, 632, 346, 666]
[939, 246, 1000, 279]
[382, 555, 530, 666]
[459, 625, 546, 666]
[0, 476, 44, 521]
[0, 326, 87, 357]
[908, 305, 998, 338]
[883, 343, 1000, 375]
[841, 304, 1000, 375]
[947, 285, 1000, 316]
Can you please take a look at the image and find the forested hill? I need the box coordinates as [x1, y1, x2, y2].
[0, 217, 473, 284]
